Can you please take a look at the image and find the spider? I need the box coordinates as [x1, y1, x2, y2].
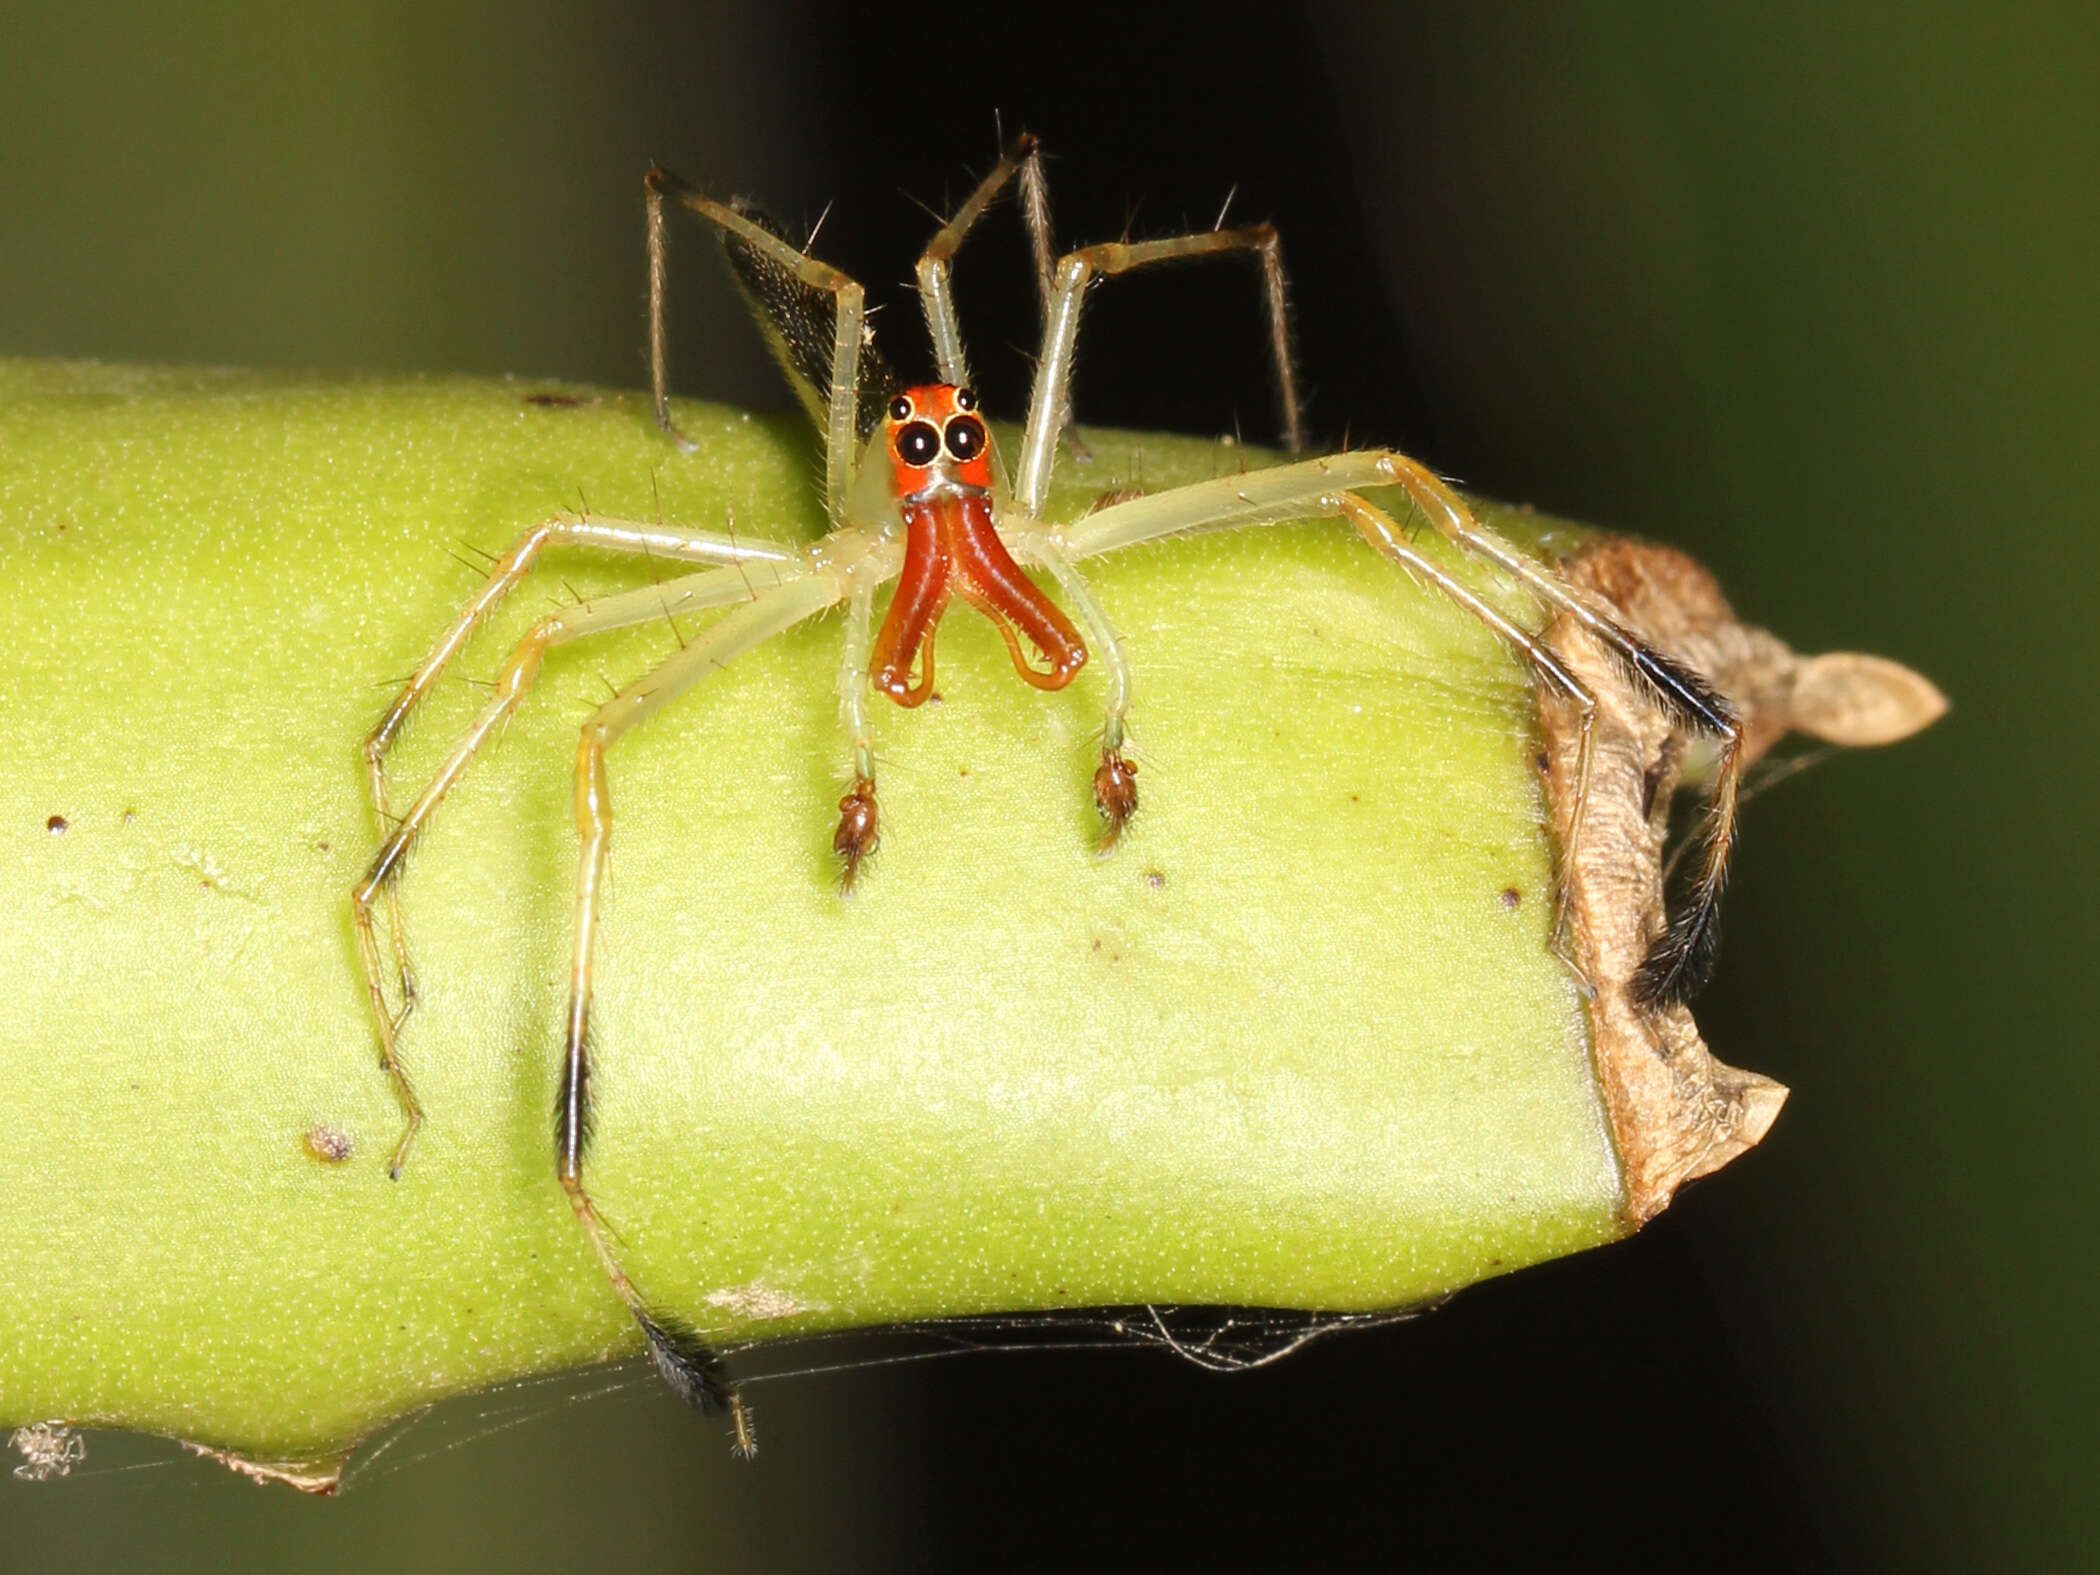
[350, 134, 1742, 1449]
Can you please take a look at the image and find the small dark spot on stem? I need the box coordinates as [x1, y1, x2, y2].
[121, 808, 136, 825]
[1499, 887, 1521, 911]
[45, 815, 67, 835]
[1536, 751, 1551, 774]
[1143, 870, 1166, 890]
[303, 1126, 353, 1164]
[523, 391, 594, 408]
[317, 841, 330, 854]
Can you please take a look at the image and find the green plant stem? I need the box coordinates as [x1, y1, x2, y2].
[0, 360, 1626, 1470]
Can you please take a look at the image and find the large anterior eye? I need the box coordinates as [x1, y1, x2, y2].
[895, 421, 941, 467]
[944, 415, 986, 461]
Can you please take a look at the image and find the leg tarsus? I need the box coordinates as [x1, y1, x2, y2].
[353, 865, 426, 1177]
[1630, 733, 1741, 1006]
[655, 407, 700, 455]
[565, 1177, 751, 1454]
[1093, 749, 1137, 851]
[834, 777, 880, 891]
[632, 1307, 739, 1417]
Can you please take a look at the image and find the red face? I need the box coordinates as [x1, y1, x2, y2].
[884, 384, 994, 500]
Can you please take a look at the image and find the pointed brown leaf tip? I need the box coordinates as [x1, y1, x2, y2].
[834, 779, 879, 890]
[1094, 752, 1138, 849]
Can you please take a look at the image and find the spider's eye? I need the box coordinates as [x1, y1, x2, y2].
[944, 415, 986, 462]
[888, 395, 914, 423]
[895, 421, 941, 467]
[954, 387, 978, 413]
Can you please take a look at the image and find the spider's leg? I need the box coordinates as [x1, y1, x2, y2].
[647, 168, 876, 523]
[557, 570, 843, 1451]
[1014, 224, 1303, 518]
[1013, 528, 1137, 847]
[355, 559, 807, 1176]
[365, 516, 801, 1015]
[1338, 493, 1598, 993]
[833, 581, 882, 886]
[1366, 455, 1743, 1006]
[1016, 139, 1056, 325]
[1058, 451, 1732, 1000]
[1007, 146, 1094, 465]
[915, 133, 1042, 388]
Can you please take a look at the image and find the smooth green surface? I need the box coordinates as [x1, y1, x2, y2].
[0, 361, 1618, 1461]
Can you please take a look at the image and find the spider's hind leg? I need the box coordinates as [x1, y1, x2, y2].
[646, 168, 882, 525]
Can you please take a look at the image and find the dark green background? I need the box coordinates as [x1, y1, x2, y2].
[3, 3, 2089, 1569]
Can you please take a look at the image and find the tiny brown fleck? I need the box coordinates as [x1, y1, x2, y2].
[121, 808, 136, 825]
[522, 391, 593, 408]
[1499, 887, 1521, 910]
[45, 815, 67, 835]
[303, 1126, 353, 1164]
[1143, 870, 1166, 890]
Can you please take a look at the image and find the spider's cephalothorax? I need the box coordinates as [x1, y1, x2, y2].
[870, 384, 1086, 707]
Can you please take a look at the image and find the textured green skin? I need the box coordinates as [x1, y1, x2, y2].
[0, 361, 1622, 1465]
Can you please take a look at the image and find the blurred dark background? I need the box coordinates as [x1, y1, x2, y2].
[4, 2, 2093, 1569]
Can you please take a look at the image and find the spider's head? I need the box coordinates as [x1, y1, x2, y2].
[885, 385, 992, 501]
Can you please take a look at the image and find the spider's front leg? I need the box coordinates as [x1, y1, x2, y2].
[1360, 454, 1745, 1005]
[1057, 451, 1742, 1003]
